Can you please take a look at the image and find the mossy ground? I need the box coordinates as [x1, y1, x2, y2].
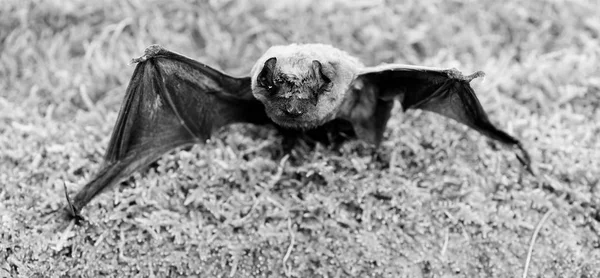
[1, 0, 599, 277]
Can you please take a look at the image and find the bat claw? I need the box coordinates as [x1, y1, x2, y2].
[465, 71, 485, 82]
[131, 44, 165, 64]
[63, 182, 85, 224]
[447, 68, 485, 83]
[514, 144, 537, 176]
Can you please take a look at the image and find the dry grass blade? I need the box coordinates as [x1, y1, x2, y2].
[283, 217, 296, 277]
[522, 209, 554, 278]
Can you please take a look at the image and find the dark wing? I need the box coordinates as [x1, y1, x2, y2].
[66, 45, 270, 218]
[348, 64, 532, 173]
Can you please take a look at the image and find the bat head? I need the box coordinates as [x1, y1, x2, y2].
[252, 57, 333, 128]
[251, 44, 362, 129]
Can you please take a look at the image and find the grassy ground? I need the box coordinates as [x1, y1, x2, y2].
[1, 0, 599, 277]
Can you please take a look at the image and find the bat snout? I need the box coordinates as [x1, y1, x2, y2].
[280, 97, 310, 118]
[282, 106, 304, 117]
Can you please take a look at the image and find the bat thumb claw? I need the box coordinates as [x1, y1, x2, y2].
[465, 71, 485, 83]
[131, 44, 165, 64]
[447, 69, 485, 83]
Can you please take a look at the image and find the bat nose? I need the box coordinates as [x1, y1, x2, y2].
[283, 106, 304, 117]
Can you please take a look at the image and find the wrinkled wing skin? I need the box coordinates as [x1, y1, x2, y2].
[354, 65, 532, 172]
[68, 47, 270, 216]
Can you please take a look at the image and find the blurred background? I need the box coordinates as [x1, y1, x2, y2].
[1, 0, 599, 277]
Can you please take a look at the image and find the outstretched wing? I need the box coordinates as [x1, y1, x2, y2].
[66, 45, 270, 218]
[348, 64, 532, 172]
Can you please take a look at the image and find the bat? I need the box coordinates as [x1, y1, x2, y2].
[64, 44, 532, 220]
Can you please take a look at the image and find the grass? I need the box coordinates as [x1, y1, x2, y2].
[1, 0, 599, 277]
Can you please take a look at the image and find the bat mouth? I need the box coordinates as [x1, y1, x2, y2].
[272, 115, 305, 126]
[263, 99, 336, 130]
[269, 110, 338, 130]
[269, 114, 319, 130]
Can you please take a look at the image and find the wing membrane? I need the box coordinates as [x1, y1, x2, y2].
[353, 65, 532, 172]
[67, 46, 270, 217]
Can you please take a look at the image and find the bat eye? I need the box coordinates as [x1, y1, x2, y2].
[264, 84, 279, 95]
[258, 80, 275, 93]
[267, 84, 275, 90]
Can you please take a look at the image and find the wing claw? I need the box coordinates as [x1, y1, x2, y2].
[464, 71, 485, 82]
[130, 44, 165, 64]
[446, 68, 485, 83]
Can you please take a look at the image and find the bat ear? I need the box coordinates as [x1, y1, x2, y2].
[264, 57, 277, 71]
[258, 57, 277, 86]
[311, 60, 331, 85]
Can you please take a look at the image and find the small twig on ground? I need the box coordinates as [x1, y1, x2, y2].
[229, 252, 239, 278]
[443, 210, 470, 241]
[267, 154, 289, 189]
[522, 209, 553, 278]
[265, 196, 285, 211]
[94, 230, 109, 247]
[229, 196, 261, 226]
[79, 84, 105, 122]
[440, 228, 449, 259]
[332, 251, 354, 277]
[388, 149, 397, 173]
[51, 219, 75, 252]
[241, 140, 273, 156]
[283, 217, 296, 277]
[255, 154, 290, 213]
[118, 229, 135, 263]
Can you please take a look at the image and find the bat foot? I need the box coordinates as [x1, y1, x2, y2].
[131, 44, 165, 64]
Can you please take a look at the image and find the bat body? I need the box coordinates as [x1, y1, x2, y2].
[64, 44, 531, 219]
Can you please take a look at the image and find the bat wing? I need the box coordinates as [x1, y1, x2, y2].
[66, 45, 270, 219]
[346, 64, 532, 173]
